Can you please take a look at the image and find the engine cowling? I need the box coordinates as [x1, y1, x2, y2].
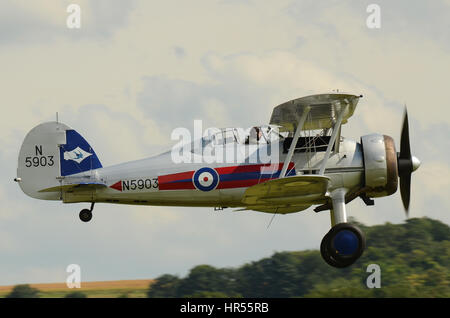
[361, 133, 398, 197]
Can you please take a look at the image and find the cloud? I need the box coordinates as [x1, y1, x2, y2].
[282, 0, 450, 127]
[375, 0, 450, 49]
[137, 50, 407, 139]
[414, 161, 450, 220]
[137, 51, 367, 134]
[0, 0, 135, 46]
[173, 46, 186, 59]
[53, 104, 168, 166]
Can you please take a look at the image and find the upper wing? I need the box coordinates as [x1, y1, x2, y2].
[269, 93, 361, 132]
[242, 175, 330, 205]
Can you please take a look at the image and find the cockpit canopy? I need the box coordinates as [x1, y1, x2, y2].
[203, 125, 285, 147]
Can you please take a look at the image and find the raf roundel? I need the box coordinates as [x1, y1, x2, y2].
[193, 167, 219, 192]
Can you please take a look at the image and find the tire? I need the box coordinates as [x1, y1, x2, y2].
[320, 223, 365, 268]
[320, 232, 342, 268]
[79, 209, 92, 222]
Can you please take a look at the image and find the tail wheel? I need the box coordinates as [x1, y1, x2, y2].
[79, 209, 92, 222]
[320, 223, 366, 268]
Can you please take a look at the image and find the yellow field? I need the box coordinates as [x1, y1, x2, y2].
[0, 279, 154, 298]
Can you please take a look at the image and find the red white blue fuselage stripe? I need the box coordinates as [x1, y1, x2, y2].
[158, 163, 295, 190]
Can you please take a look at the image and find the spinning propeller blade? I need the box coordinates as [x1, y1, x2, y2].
[397, 108, 420, 217]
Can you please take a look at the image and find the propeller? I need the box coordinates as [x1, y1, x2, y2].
[397, 109, 421, 217]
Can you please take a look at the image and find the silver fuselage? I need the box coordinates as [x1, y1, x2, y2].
[61, 138, 364, 213]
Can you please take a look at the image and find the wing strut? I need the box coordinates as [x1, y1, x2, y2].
[333, 124, 342, 154]
[318, 102, 349, 175]
[279, 106, 311, 178]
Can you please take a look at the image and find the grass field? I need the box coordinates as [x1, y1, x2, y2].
[0, 279, 154, 298]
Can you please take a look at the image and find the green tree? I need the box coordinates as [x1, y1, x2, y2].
[186, 291, 234, 298]
[147, 274, 181, 297]
[65, 291, 87, 298]
[177, 265, 237, 297]
[6, 284, 40, 298]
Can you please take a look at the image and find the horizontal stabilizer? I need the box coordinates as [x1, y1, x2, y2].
[38, 182, 106, 193]
[242, 175, 330, 205]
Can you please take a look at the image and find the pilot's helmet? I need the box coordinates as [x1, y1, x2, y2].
[249, 127, 260, 143]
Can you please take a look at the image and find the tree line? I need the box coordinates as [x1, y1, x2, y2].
[147, 217, 450, 297]
[4, 285, 87, 298]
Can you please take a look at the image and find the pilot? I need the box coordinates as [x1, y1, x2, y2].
[247, 126, 262, 144]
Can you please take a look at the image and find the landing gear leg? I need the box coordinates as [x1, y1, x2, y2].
[320, 189, 366, 268]
[330, 188, 347, 226]
[79, 202, 95, 222]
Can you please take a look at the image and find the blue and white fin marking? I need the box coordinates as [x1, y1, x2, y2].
[60, 130, 102, 176]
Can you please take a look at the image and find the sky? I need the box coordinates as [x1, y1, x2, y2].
[0, 0, 449, 285]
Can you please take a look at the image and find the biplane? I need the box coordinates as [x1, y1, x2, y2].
[15, 93, 420, 267]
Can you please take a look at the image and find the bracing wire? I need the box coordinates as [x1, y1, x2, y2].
[267, 207, 279, 229]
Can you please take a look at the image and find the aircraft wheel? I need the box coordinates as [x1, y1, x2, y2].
[320, 232, 342, 268]
[79, 209, 92, 222]
[320, 223, 365, 268]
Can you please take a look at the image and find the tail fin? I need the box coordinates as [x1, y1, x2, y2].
[16, 122, 102, 200]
